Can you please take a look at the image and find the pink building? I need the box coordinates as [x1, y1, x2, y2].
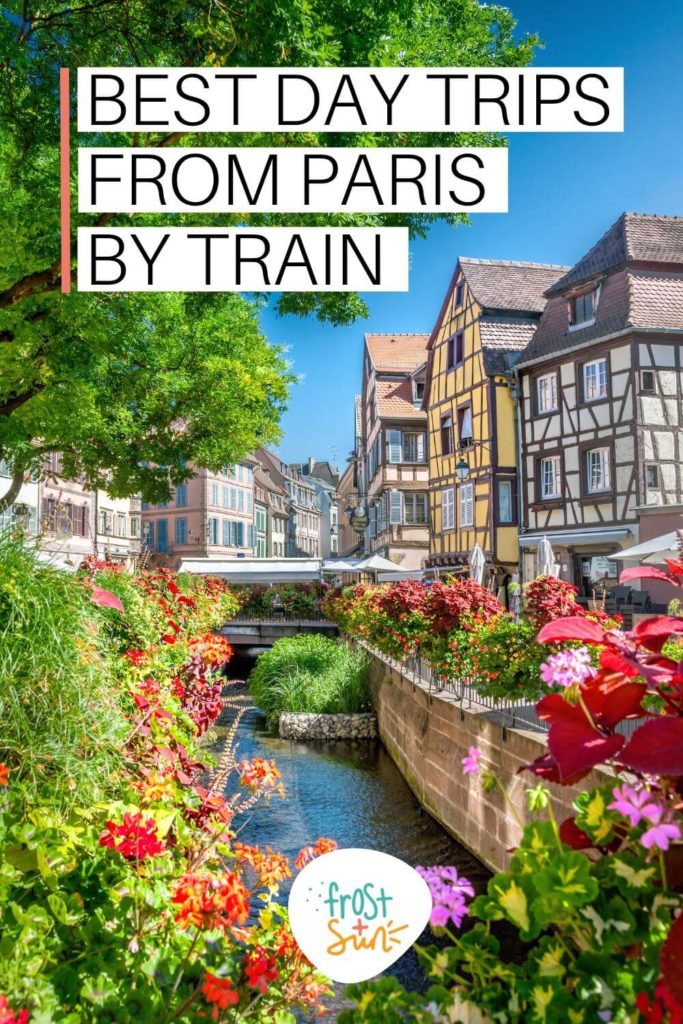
[141, 462, 256, 568]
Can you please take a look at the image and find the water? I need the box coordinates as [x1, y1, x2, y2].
[218, 656, 505, 1010]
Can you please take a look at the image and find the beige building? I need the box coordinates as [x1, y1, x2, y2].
[361, 333, 431, 570]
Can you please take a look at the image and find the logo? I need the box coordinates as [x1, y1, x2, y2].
[288, 848, 432, 983]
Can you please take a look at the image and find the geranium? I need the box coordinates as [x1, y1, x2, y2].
[608, 783, 661, 827]
[172, 871, 250, 930]
[201, 973, 239, 1018]
[99, 812, 165, 861]
[540, 647, 596, 688]
[640, 807, 681, 851]
[416, 865, 474, 929]
[243, 947, 279, 993]
[0, 764, 9, 787]
[461, 746, 481, 776]
[0, 995, 29, 1024]
[233, 842, 291, 887]
[294, 836, 338, 870]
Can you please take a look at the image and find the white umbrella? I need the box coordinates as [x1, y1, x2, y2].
[355, 553, 400, 573]
[321, 560, 356, 573]
[536, 536, 557, 578]
[609, 530, 680, 564]
[468, 544, 485, 585]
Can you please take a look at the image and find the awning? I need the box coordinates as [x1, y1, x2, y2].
[177, 557, 322, 583]
[520, 528, 633, 549]
[609, 530, 680, 562]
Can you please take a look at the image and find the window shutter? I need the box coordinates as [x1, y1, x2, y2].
[388, 430, 403, 464]
[442, 488, 454, 530]
[389, 490, 403, 525]
[236, 522, 244, 547]
[416, 433, 425, 462]
[459, 484, 474, 527]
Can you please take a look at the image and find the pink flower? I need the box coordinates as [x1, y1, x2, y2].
[461, 746, 481, 776]
[640, 806, 682, 851]
[608, 784, 661, 828]
[540, 647, 595, 688]
[416, 865, 474, 929]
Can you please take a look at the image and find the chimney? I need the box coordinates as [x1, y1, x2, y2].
[308, 457, 315, 472]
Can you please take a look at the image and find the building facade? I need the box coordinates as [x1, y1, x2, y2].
[292, 458, 340, 559]
[423, 259, 567, 588]
[516, 212, 683, 598]
[257, 449, 321, 557]
[360, 333, 430, 570]
[252, 458, 289, 557]
[141, 462, 256, 568]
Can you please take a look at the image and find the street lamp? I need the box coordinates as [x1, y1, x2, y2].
[455, 457, 470, 481]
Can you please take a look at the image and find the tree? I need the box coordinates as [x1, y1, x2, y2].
[0, 0, 538, 503]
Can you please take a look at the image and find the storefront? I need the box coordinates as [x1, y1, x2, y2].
[520, 527, 636, 599]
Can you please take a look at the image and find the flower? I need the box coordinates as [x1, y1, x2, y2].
[233, 842, 291, 887]
[540, 647, 595, 689]
[0, 765, 9, 787]
[243, 947, 279, 993]
[640, 806, 682, 851]
[201, 973, 239, 1018]
[416, 865, 474, 929]
[608, 783, 661, 827]
[172, 871, 250, 931]
[294, 836, 338, 870]
[238, 758, 283, 793]
[0, 995, 29, 1024]
[461, 746, 481, 776]
[99, 812, 165, 861]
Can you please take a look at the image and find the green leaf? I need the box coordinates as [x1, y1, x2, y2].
[534, 851, 598, 907]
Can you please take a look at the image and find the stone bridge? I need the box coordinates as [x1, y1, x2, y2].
[220, 617, 338, 653]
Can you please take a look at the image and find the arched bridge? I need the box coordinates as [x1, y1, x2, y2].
[220, 617, 338, 653]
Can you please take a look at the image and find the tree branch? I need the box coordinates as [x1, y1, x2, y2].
[0, 466, 27, 513]
[0, 383, 45, 416]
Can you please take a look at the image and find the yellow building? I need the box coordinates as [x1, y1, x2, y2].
[424, 257, 568, 591]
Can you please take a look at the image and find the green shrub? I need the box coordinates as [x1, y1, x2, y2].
[0, 533, 127, 807]
[248, 634, 370, 727]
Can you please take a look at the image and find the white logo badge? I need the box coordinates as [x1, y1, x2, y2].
[288, 847, 432, 983]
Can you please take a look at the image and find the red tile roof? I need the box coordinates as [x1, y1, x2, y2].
[365, 333, 430, 371]
[479, 318, 539, 374]
[376, 378, 427, 420]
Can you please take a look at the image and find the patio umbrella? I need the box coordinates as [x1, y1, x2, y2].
[321, 560, 356, 573]
[609, 530, 680, 565]
[354, 553, 400, 578]
[468, 544, 486, 585]
[536, 536, 557, 578]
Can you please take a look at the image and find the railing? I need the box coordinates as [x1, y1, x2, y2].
[363, 643, 645, 740]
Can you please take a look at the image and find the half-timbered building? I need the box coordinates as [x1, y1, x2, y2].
[423, 258, 567, 588]
[361, 333, 430, 570]
[516, 212, 683, 599]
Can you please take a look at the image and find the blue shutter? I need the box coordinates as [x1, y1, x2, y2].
[387, 430, 402, 463]
[389, 490, 403, 525]
[157, 519, 168, 552]
[223, 519, 230, 545]
[175, 517, 187, 544]
[236, 521, 244, 547]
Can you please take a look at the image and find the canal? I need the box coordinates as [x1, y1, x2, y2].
[219, 655, 499, 1009]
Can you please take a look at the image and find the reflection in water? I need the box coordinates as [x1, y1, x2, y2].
[218, 657, 510, 1012]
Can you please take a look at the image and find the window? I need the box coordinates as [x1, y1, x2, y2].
[175, 484, 188, 507]
[404, 492, 428, 524]
[238, 490, 244, 511]
[446, 332, 464, 370]
[208, 517, 219, 545]
[569, 287, 599, 326]
[116, 513, 126, 537]
[459, 483, 474, 527]
[211, 482, 219, 505]
[582, 358, 608, 402]
[498, 480, 513, 523]
[458, 405, 473, 447]
[99, 509, 113, 535]
[412, 380, 425, 407]
[403, 432, 426, 463]
[222, 485, 229, 508]
[641, 370, 656, 394]
[586, 447, 611, 493]
[230, 488, 237, 510]
[235, 521, 244, 547]
[441, 415, 454, 455]
[645, 464, 659, 489]
[539, 456, 562, 500]
[175, 517, 187, 544]
[130, 516, 140, 539]
[442, 487, 455, 530]
[142, 521, 154, 546]
[455, 281, 464, 307]
[536, 373, 558, 413]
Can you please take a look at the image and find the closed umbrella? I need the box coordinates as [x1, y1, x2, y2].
[468, 544, 485, 585]
[536, 536, 557, 578]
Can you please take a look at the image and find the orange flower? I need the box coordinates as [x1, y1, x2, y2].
[201, 973, 239, 1018]
[0, 765, 9, 787]
[295, 837, 338, 870]
[237, 758, 283, 793]
[172, 871, 249, 931]
[233, 842, 291, 887]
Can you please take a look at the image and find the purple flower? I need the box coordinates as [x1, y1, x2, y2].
[608, 784, 661, 828]
[461, 746, 481, 775]
[416, 864, 474, 929]
[640, 806, 682, 851]
[540, 647, 596, 689]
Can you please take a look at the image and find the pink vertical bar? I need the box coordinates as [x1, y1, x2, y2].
[60, 67, 71, 294]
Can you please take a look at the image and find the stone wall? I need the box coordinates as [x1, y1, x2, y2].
[278, 711, 378, 741]
[367, 649, 608, 873]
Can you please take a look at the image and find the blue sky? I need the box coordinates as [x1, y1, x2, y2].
[264, 0, 683, 467]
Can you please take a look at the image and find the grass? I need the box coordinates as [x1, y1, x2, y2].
[0, 532, 127, 807]
[248, 634, 370, 728]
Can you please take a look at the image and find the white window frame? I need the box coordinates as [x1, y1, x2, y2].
[459, 483, 474, 527]
[403, 431, 426, 463]
[586, 447, 611, 494]
[540, 456, 562, 500]
[458, 404, 473, 447]
[582, 358, 608, 402]
[442, 487, 455, 530]
[568, 285, 600, 329]
[403, 492, 428, 525]
[536, 372, 558, 413]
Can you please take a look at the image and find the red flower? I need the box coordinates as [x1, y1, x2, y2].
[172, 871, 250, 930]
[243, 947, 279, 993]
[99, 812, 165, 861]
[0, 765, 9, 787]
[201, 973, 239, 1018]
[0, 995, 29, 1024]
[124, 649, 146, 666]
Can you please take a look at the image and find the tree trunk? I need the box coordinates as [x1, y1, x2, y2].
[0, 466, 26, 513]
